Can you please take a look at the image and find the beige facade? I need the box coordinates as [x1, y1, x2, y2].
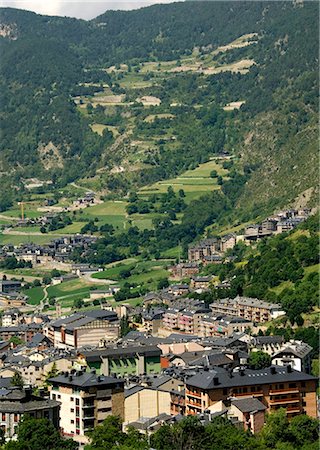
[124, 388, 171, 423]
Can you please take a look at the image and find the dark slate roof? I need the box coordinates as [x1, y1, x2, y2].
[83, 345, 161, 361]
[49, 371, 124, 388]
[231, 398, 267, 413]
[186, 366, 317, 390]
[191, 352, 233, 367]
[124, 385, 144, 398]
[253, 336, 284, 345]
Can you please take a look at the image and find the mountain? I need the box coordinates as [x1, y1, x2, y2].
[0, 1, 318, 221]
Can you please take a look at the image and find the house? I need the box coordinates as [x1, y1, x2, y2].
[271, 340, 313, 373]
[220, 234, 237, 253]
[1, 309, 22, 327]
[169, 263, 199, 279]
[249, 336, 284, 355]
[229, 398, 266, 434]
[190, 276, 213, 290]
[49, 371, 124, 444]
[0, 386, 60, 440]
[185, 365, 317, 418]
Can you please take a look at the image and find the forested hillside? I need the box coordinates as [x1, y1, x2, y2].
[0, 1, 318, 224]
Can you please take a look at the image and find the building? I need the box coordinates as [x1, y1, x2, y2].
[48, 310, 120, 349]
[210, 297, 285, 323]
[0, 386, 60, 439]
[185, 365, 317, 418]
[229, 397, 266, 434]
[141, 309, 165, 335]
[249, 336, 284, 355]
[0, 280, 22, 293]
[1, 309, 22, 327]
[169, 263, 199, 279]
[190, 276, 213, 290]
[78, 345, 162, 377]
[198, 314, 252, 337]
[271, 340, 313, 373]
[49, 370, 124, 444]
[124, 386, 171, 424]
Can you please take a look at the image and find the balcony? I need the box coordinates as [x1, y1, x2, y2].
[269, 398, 300, 406]
[233, 391, 263, 398]
[83, 414, 95, 420]
[186, 390, 201, 398]
[269, 389, 299, 395]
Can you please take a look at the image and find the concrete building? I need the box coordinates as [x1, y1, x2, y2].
[0, 385, 60, 440]
[49, 310, 119, 349]
[210, 296, 285, 323]
[185, 365, 318, 418]
[124, 386, 171, 424]
[49, 371, 124, 444]
[78, 345, 162, 377]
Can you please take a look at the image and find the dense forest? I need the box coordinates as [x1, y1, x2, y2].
[0, 1, 318, 221]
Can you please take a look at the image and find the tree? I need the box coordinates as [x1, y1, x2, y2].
[210, 169, 218, 178]
[73, 298, 84, 309]
[4, 416, 77, 450]
[44, 362, 59, 387]
[9, 336, 24, 347]
[288, 414, 319, 448]
[120, 316, 132, 337]
[260, 409, 290, 448]
[157, 278, 169, 290]
[248, 351, 271, 369]
[11, 371, 24, 388]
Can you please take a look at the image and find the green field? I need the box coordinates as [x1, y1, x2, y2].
[24, 286, 45, 305]
[138, 159, 228, 203]
[0, 234, 53, 245]
[92, 259, 171, 290]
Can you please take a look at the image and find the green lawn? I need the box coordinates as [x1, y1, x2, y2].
[24, 287, 45, 305]
[0, 234, 53, 245]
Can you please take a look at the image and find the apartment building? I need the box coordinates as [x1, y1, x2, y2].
[48, 309, 120, 349]
[198, 314, 252, 337]
[185, 365, 317, 418]
[0, 385, 60, 439]
[210, 296, 285, 323]
[49, 371, 124, 444]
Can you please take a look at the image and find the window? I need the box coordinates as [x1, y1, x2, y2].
[70, 397, 74, 402]
[223, 388, 227, 395]
[243, 387, 247, 393]
[71, 420, 74, 424]
[75, 398, 80, 406]
[289, 383, 296, 388]
[1, 414, 5, 422]
[57, 395, 61, 399]
[76, 430, 80, 435]
[52, 394, 56, 400]
[301, 382, 306, 387]
[70, 408, 74, 413]
[279, 384, 284, 389]
[14, 414, 18, 423]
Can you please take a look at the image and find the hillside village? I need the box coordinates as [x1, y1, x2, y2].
[0, 1, 318, 449]
[0, 205, 318, 446]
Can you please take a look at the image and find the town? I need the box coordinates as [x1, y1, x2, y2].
[0, 206, 317, 447]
